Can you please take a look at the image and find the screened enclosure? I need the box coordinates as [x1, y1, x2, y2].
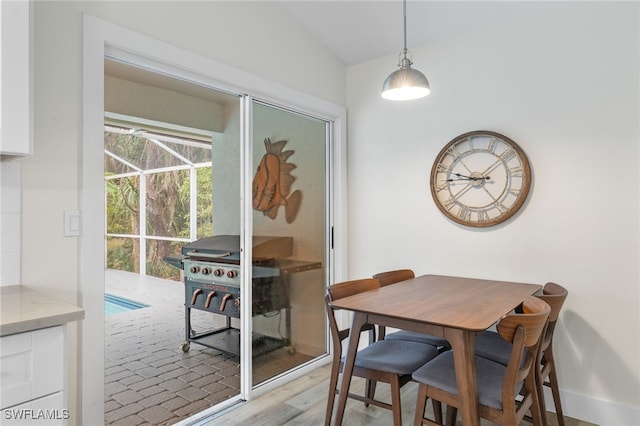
[104, 119, 213, 280]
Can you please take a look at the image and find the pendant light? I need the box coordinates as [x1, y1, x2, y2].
[381, 0, 430, 101]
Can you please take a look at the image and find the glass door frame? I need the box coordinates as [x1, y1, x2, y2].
[240, 94, 253, 398]
[244, 98, 335, 393]
[82, 15, 348, 425]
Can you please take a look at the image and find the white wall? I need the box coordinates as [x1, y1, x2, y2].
[21, 1, 345, 424]
[347, 2, 639, 424]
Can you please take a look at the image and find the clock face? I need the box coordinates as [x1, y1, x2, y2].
[430, 131, 532, 227]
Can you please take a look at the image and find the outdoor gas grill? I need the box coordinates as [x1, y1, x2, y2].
[164, 235, 321, 358]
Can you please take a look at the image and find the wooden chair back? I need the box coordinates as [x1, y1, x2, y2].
[539, 281, 568, 323]
[327, 278, 380, 346]
[535, 282, 568, 426]
[370, 270, 413, 341]
[495, 296, 550, 423]
[534, 281, 568, 360]
[329, 278, 381, 301]
[497, 296, 550, 348]
[372, 269, 415, 286]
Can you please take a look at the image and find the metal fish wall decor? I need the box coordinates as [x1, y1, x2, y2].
[252, 138, 302, 224]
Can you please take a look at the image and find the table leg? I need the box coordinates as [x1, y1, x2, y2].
[444, 328, 479, 426]
[333, 312, 367, 426]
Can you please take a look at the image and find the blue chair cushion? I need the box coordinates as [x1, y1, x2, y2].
[385, 330, 450, 349]
[475, 330, 512, 365]
[475, 330, 527, 367]
[412, 351, 522, 410]
[345, 340, 439, 375]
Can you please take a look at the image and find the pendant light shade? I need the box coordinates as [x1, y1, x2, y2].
[381, 54, 430, 100]
[381, 0, 430, 101]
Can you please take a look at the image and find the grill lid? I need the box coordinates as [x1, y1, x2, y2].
[181, 235, 293, 260]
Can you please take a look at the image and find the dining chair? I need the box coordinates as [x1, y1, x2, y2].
[474, 282, 568, 425]
[535, 282, 569, 426]
[325, 278, 441, 426]
[412, 295, 551, 426]
[372, 269, 450, 351]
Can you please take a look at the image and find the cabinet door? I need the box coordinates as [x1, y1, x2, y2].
[0, 0, 33, 156]
[1, 392, 65, 426]
[0, 326, 64, 410]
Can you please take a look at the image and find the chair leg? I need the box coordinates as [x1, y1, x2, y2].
[445, 405, 457, 426]
[535, 365, 549, 426]
[545, 350, 565, 426]
[363, 326, 379, 407]
[364, 379, 371, 406]
[414, 384, 429, 426]
[528, 375, 546, 426]
[432, 399, 443, 425]
[324, 360, 341, 426]
[365, 379, 378, 407]
[389, 375, 403, 426]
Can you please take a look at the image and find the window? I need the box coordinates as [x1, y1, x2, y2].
[104, 117, 213, 280]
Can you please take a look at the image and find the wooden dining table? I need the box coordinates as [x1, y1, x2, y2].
[328, 274, 542, 426]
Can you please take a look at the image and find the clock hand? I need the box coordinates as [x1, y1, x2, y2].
[447, 173, 491, 182]
[451, 173, 474, 179]
[448, 177, 491, 181]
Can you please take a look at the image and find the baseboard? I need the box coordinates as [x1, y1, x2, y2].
[545, 386, 639, 425]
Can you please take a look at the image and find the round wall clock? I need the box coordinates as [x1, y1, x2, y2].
[430, 130, 532, 227]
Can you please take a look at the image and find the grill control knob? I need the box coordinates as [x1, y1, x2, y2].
[226, 270, 238, 279]
[213, 269, 224, 277]
[201, 267, 212, 275]
[189, 266, 200, 274]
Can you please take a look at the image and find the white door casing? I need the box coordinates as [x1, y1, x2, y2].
[82, 14, 347, 425]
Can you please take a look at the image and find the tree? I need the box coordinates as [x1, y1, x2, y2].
[105, 129, 213, 280]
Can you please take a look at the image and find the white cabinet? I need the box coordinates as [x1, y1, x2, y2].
[0, 0, 33, 156]
[0, 326, 66, 425]
[2, 393, 65, 426]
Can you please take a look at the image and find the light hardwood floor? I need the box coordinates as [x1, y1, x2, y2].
[202, 363, 596, 426]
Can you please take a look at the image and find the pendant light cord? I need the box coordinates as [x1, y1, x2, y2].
[400, 0, 410, 65]
[403, 0, 408, 54]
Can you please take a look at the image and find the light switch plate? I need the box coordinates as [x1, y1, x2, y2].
[64, 210, 81, 237]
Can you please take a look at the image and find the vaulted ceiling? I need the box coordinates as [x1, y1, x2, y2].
[276, 1, 548, 66]
[105, 1, 552, 102]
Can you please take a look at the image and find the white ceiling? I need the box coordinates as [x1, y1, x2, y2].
[276, 1, 547, 66]
[105, 1, 551, 101]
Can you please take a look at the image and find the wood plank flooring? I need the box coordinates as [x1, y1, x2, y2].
[202, 364, 597, 426]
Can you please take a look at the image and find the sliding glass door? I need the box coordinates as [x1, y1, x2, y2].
[102, 61, 331, 423]
[249, 100, 329, 385]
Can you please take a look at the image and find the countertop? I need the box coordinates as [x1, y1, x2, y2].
[0, 285, 85, 336]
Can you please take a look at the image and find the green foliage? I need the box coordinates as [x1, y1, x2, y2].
[146, 260, 181, 281]
[106, 176, 139, 235]
[105, 130, 213, 281]
[106, 238, 136, 273]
